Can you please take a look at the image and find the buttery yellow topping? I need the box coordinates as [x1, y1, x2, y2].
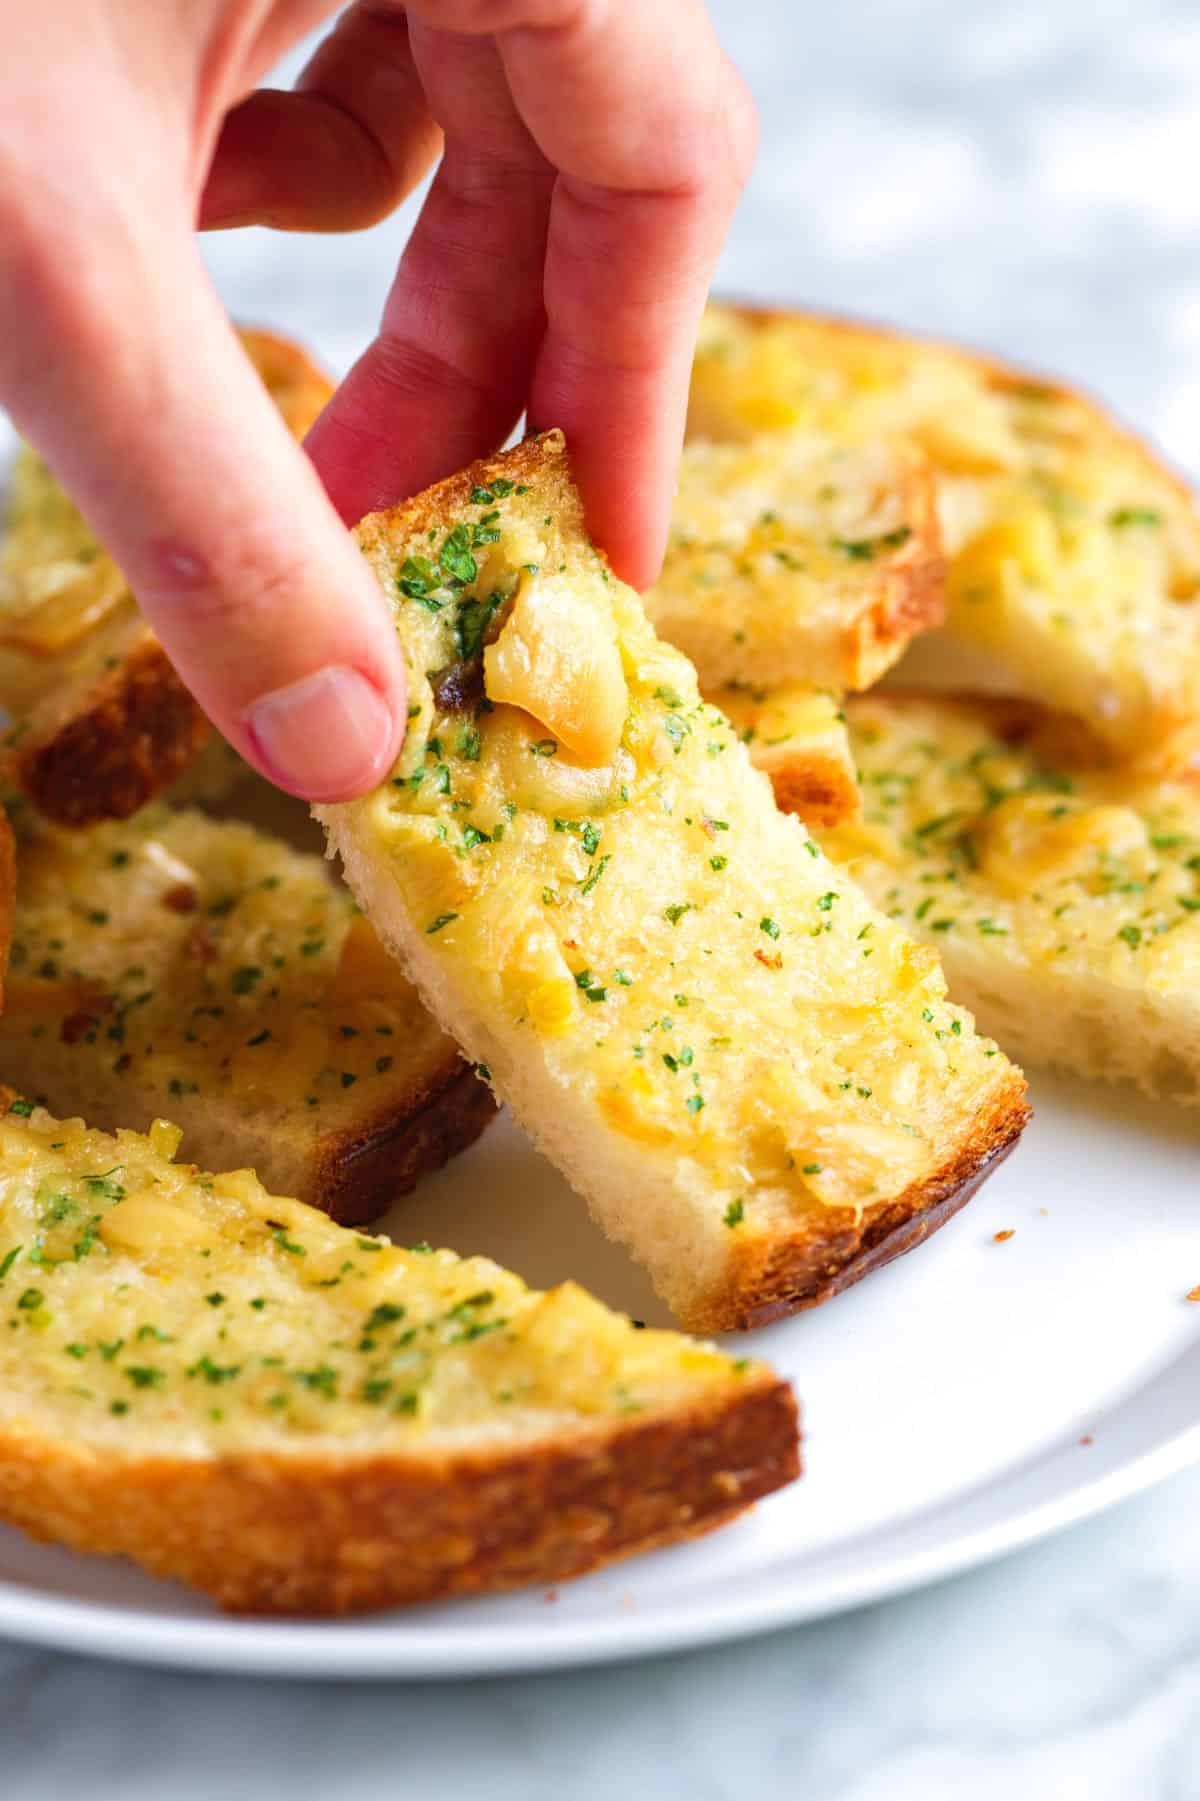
[0, 806, 432, 1124]
[825, 694, 1200, 992]
[717, 682, 851, 761]
[0, 1103, 747, 1450]
[646, 433, 925, 690]
[0, 450, 127, 654]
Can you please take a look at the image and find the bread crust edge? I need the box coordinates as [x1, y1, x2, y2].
[0, 1376, 800, 1616]
[309, 1056, 498, 1227]
[11, 636, 210, 826]
[840, 455, 946, 689]
[686, 1069, 1030, 1333]
[760, 750, 861, 829]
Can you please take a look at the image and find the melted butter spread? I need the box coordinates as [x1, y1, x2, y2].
[647, 433, 924, 689]
[825, 694, 1200, 992]
[0, 806, 439, 1127]
[0, 1103, 750, 1450]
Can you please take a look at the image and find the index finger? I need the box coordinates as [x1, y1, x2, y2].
[403, 0, 759, 589]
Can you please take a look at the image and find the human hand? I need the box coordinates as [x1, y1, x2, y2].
[0, 2, 756, 800]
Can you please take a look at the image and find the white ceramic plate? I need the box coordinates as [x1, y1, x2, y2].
[0, 1071, 1196, 1678]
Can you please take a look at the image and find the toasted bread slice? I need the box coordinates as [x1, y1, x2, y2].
[645, 433, 943, 692]
[0, 804, 494, 1223]
[0, 330, 333, 824]
[317, 433, 1029, 1332]
[690, 304, 1200, 768]
[823, 691, 1200, 1103]
[0, 1095, 797, 1615]
[714, 684, 860, 827]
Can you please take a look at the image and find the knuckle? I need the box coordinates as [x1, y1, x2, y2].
[367, 327, 493, 412]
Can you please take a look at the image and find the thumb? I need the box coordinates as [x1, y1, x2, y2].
[0, 225, 406, 803]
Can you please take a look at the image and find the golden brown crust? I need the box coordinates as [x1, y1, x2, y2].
[0, 809, 14, 1007]
[762, 751, 861, 829]
[356, 434, 569, 565]
[0, 1377, 799, 1616]
[310, 1057, 498, 1226]
[683, 1071, 1030, 1332]
[10, 636, 211, 826]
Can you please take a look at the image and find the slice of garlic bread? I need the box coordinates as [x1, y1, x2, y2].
[0, 804, 493, 1223]
[714, 684, 860, 827]
[0, 1096, 797, 1615]
[823, 691, 1200, 1103]
[690, 304, 1200, 768]
[0, 329, 333, 824]
[318, 433, 1029, 1332]
[645, 433, 943, 691]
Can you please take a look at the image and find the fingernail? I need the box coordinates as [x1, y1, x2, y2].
[245, 666, 399, 801]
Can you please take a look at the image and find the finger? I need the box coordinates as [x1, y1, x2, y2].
[404, 0, 758, 588]
[200, 8, 441, 231]
[305, 20, 554, 524]
[0, 218, 407, 803]
[528, 168, 742, 592]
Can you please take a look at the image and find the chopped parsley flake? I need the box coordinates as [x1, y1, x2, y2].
[398, 553, 441, 602]
[125, 1366, 164, 1389]
[833, 525, 912, 560]
[580, 855, 611, 897]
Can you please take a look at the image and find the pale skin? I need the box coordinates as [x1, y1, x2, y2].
[0, 1, 757, 800]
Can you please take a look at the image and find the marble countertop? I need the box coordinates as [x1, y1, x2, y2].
[6, 1, 1200, 1794]
[5, 1465, 1200, 1800]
